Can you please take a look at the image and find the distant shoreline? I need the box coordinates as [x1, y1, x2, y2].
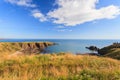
[0, 39, 120, 53]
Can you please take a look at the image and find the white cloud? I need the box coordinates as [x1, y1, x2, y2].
[48, 0, 120, 26]
[57, 29, 72, 32]
[5, 0, 47, 22]
[5, 0, 120, 26]
[31, 10, 47, 22]
[5, 0, 36, 7]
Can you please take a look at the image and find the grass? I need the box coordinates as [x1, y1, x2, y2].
[0, 53, 119, 80]
[104, 48, 120, 60]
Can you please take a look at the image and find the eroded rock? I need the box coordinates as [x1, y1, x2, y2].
[0, 42, 55, 55]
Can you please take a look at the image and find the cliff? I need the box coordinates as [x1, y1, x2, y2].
[95, 43, 120, 60]
[0, 42, 55, 55]
[85, 43, 120, 60]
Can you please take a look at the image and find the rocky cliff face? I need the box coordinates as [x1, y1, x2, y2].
[0, 42, 55, 55]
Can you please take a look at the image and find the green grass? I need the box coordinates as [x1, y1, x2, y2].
[0, 53, 119, 80]
[104, 48, 120, 60]
[0, 42, 120, 80]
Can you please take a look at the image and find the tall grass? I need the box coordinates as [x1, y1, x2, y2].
[0, 53, 119, 80]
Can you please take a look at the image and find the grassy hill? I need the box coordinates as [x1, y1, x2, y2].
[0, 42, 120, 80]
[104, 48, 120, 60]
[86, 43, 120, 60]
[0, 53, 120, 80]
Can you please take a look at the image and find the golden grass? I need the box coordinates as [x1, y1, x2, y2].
[0, 53, 119, 80]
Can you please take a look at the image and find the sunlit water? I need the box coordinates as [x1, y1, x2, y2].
[0, 39, 120, 53]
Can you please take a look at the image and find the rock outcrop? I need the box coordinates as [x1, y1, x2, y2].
[85, 43, 120, 56]
[0, 42, 55, 55]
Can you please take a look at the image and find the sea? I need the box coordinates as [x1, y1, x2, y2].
[0, 39, 120, 54]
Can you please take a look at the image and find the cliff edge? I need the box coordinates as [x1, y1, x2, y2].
[0, 42, 55, 55]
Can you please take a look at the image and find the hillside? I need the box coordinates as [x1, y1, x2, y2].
[86, 43, 120, 60]
[98, 43, 120, 55]
[0, 54, 120, 80]
[104, 48, 120, 60]
[0, 42, 120, 80]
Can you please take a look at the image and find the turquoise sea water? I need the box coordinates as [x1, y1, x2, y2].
[0, 39, 120, 53]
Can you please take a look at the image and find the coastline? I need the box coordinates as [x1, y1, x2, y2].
[0, 41, 120, 59]
[0, 42, 120, 79]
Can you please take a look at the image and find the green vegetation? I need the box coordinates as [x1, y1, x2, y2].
[104, 48, 120, 60]
[86, 43, 120, 60]
[0, 42, 120, 80]
[0, 53, 120, 80]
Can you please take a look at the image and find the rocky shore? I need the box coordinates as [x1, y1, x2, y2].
[0, 42, 55, 55]
[0, 42, 120, 59]
[85, 43, 120, 60]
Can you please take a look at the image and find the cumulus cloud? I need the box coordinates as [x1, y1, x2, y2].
[5, 0, 120, 26]
[5, 0, 36, 7]
[31, 10, 47, 22]
[5, 0, 47, 22]
[48, 0, 120, 26]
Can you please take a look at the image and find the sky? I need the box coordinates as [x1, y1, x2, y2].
[0, 0, 120, 39]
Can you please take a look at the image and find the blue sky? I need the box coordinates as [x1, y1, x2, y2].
[0, 0, 120, 39]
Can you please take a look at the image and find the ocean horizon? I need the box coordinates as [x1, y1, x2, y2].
[0, 39, 120, 53]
